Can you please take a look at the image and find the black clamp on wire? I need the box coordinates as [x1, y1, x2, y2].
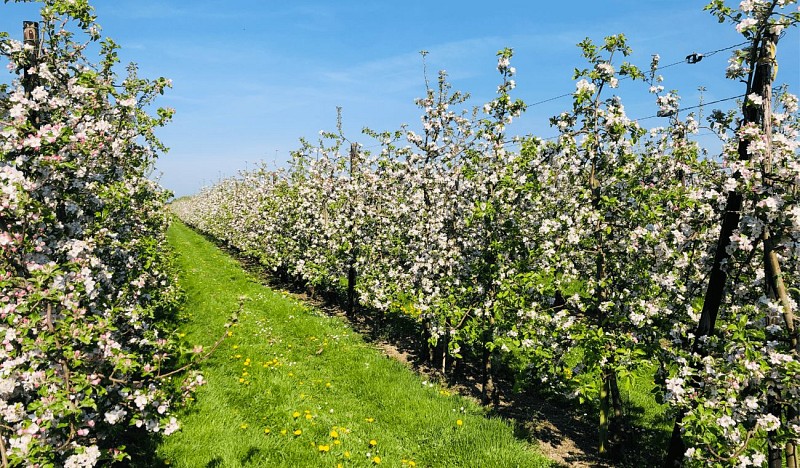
[685, 53, 704, 64]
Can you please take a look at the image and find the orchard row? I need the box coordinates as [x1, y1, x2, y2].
[173, 2, 800, 466]
[1, 1, 199, 467]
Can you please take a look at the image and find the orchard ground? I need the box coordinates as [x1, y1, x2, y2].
[150, 220, 561, 467]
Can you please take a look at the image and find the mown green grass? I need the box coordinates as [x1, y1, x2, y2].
[153, 220, 555, 467]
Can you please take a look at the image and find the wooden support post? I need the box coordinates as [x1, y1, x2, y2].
[663, 31, 782, 467]
[346, 143, 359, 316]
[22, 21, 40, 128]
[22, 21, 39, 95]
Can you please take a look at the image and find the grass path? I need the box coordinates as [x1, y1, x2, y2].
[155, 220, 554, 467]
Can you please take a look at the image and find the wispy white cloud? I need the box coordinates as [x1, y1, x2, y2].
[98, 2, 245, 21]
[317, 36, 506, 94]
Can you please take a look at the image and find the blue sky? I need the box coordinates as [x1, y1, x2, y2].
[2, 1, 798, 197]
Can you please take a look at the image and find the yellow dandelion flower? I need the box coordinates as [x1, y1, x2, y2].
[238, 378, 245, 383]
[305, 413, 312, 420]
[372, 456, 381, 464]
[232, 345, 239, 349]
[326, 382, 332, 388]
[333, 440, 341, 446]
[227, 331, 233, 337]
[408, 461, 416, 467]
[365, 417, 375, 423]
[369, 439, 377, 447]
[280, 429, 287, 435]
[264, 428, 271, 434]
[240, 423, 248, 429]
[456, 419, 463, 427]
[318, 444, 330, 452]
[293, 429, 302, 436]
[330, 430, 339, 438]
[292, 411, 301, 418]
[344, 451, 350, 458]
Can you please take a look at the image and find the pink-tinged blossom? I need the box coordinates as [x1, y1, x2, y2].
[30, 86, 48, 101]
[118, 97, 137, 107]
[163, 417, 179, 435]
[736, 17, 758, 33]
[717, 415, 736, 428]
[63, 445, 100, 468]
[22, 135, 41, 149]
[747, 93, 763, 106]
[9, 104, 25, 119]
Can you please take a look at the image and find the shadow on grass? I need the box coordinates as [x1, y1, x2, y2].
[179, 227, 672, 468]
[117, 428, 167, 467]
[241, 447, 264, 465]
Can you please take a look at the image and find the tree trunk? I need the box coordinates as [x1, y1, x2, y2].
[663, 416, 685, 468]
[480, 309, 497, 406]
[767, 387, 783, 468]
[440, 328, 449, 375]
[346, 263, 356, 316]
[610, 371, 623, 419]
[449, 354, 462, 385]
[786, 408, 798, 468]
[481, 345, 495, 405]
[426, 319, 435, 365]
[599, 370, 612, 455]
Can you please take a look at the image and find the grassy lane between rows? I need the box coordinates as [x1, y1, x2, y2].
[154, 220, 555, 467]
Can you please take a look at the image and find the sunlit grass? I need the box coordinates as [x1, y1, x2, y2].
[152, 220, 554, 467]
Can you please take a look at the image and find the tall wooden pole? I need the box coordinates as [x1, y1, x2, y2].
[22, 21, 39, 95]
[22, 21, 40, 128]
[663, 32, 780, 468]
[346, 142, 358, 316]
